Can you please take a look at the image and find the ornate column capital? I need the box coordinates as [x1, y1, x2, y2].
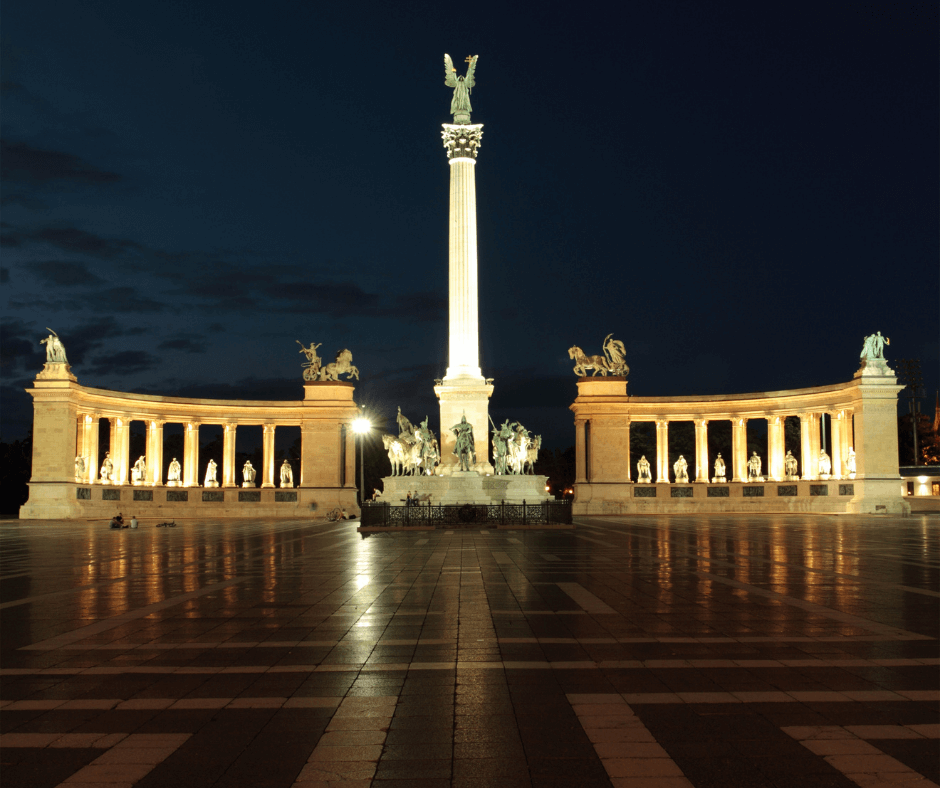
[442, 124, 483, 159]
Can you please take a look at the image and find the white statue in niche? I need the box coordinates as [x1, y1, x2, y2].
[712, 454, 726, 483]
[167, 458, 182, 486]
[131, 456, 147, 485]
[747, 451, 763, 482]
[785, 450, 799, 480]
[673, 455, 689, 483]
[846, 447, 857, 478]
[242, 460, 256, 487]
[636, 455, 652, 483]
[280, 459, 294, 488]
[99, 451, 114, 483]
[818, 449, 832, 479]
[205, 459, 219, 487]
[75, 455, 86, 481]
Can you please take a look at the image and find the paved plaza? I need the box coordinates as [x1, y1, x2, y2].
[1, 514, 937, 788]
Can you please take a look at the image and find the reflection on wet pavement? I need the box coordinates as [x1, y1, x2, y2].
[1, 514, 937, 787]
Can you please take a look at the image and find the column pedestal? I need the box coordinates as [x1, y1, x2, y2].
[434, 377, 494, 475]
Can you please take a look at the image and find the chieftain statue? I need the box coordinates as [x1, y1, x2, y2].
[444, 54, 478, 124]
[452, 413, 476, 472]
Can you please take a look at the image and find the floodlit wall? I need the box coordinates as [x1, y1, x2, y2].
[570, 365, 908, 515]
[21, 363, 359, 520]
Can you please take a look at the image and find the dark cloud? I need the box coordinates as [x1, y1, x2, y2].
[4, 227, 143, 258]
[85, 350, 159, 377]
[207, 322, 225, 332]
[1, 139, 121, 185]
[0, 319, 36, 375]
[141, 376, 303, 402]
[157, 337, 205, 353]
[31, 260, 105, 287]
[389, 290, 446, 323]
[96, 287, 168, 313]
[0, 267, 8, 283]
[0, 382, 33, 441]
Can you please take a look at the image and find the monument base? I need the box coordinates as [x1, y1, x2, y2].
[380, 473, 552, 505]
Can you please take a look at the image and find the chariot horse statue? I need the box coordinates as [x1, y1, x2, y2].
[319, 348, 359, 381]
[568, 334, 629, 377]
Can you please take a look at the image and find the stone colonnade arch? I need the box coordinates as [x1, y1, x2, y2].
[570, 366, 907, 515]
[21, 363, 360, 519]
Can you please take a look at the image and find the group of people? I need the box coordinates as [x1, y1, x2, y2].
[109, 513, 138, 529]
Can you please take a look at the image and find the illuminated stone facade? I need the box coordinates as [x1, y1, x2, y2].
[570, 364, 908, 515]
[21, 362, 360, 519]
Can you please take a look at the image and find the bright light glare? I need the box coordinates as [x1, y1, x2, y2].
[352, 417, 371, 434]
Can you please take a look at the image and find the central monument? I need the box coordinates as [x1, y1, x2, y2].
[434, 53, 494, 475]
[376, 55, 551, 505]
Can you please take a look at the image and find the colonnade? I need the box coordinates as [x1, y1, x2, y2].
[76, 414, 356, 489]
[574, 410, 854, 484]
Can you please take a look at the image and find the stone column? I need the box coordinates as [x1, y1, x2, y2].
[731, 418, 748, 482]
[799, 413, 820, 480]
[694, 419, 709, 482]
[344, 424, 356, 489]
[261, 424, 276, 488]
[113, 417, 130, 485]
[768, 416, 786, 481]
[655, 420, 669, 483]
[575, 420, 587, 483]
[222, 424, 237, 487]
[81, 414, 99, 484]
[842, 411, 854, 470]
[830, 411, 845, 479]
[183, 422, 199, 487]
[624, 419, 632, 482]
[146, 420, 164, 485]
[435, 123, 493, 475]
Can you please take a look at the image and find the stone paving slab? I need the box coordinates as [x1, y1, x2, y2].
[1, 514, 937, 787]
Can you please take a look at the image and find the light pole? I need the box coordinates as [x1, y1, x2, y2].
[352, 408, 371, 507]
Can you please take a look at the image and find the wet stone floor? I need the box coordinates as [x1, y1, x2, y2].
[0, 514, 938, 788]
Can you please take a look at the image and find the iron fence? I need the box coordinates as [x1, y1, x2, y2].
[360, 499, 571, 528]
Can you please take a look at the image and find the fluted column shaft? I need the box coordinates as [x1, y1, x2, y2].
[147, 420, 164, 485]
[183, 422, 199, 487]
[262, 425, 276, 488]
[768, 416, 786, 481]
[222, 424, 237, 487]
[655, 420, 669, 483]
[830, 411, 844, 479]
[82, 415, 99, 484]
[694, 419, 709, 482]
[575, 420, 587, 483]
[731, 418, 748, 482]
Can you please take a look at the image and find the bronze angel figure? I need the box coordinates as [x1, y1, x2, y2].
[444, 54, 478, 124]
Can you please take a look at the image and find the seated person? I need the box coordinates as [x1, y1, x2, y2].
[110, 513, 125, 529]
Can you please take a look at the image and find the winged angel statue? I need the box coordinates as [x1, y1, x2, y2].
[444, 54, 478, 124]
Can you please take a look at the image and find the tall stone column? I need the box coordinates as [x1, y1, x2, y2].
[113, 417, 130, 485]
[574, 420, 587, 483]
[183, 422, 199, 487]
[731, 418, 748, 482]
[655, 420, 669, 483]
[81, 414, 99, 484]
[799, 413, 820, 480]
[435, 123, 493, 475]
[147, 420, 164, 485]
[222, 424, 237, 487]
[768, 416, 785, 481]
[694, 419, 709, 482]
[830, 411, 845, 479]
[262, 424, 276, 488]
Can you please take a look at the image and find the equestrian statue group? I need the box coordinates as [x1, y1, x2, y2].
[383, 408, 442, 476]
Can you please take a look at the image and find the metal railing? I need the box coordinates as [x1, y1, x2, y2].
[360, 499, 572, 528]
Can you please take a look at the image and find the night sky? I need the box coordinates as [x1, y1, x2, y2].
[2, 2, 937, 452]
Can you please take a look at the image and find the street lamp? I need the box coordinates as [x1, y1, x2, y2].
[352, 409, 371, 507]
